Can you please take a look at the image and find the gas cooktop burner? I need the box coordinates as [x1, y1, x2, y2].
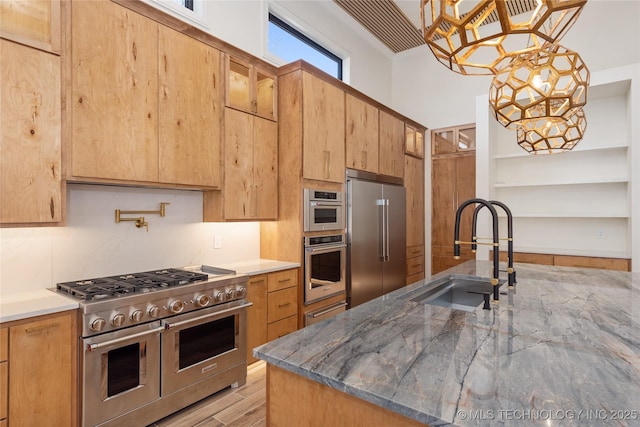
[56, 268, 209, 301]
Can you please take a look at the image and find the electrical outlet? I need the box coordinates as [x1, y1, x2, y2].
[214, 235, 222, 249]
[596, 230, 605, 239]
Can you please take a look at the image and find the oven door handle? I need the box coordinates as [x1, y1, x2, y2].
[163, 301, 253, 330]
[87, 326, 164, 352]
[310, 302, 348, 318]
[305, 243, 346, 253]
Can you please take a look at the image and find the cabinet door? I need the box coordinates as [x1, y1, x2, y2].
[0, 0, 60, 53]
[431, 157, 456, 248]
[246, 275, 268, 364]
[379, 111, 405, 178]
[345, 94, 378, 173]
[253, 116, 278, 219]
[405, 155, 424, 248]
[456, 155, 476, 241]
[302, 72, 345, 182]
[159, 26, 222, 187]
[9, 312, 75, 425]
[71, 0, 158, 182]
[224, 108, 254, 219]
[1, 40, 61, 224]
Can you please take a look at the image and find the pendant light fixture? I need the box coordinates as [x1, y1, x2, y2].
[488, 43, 589, 129]
[516, 107, 587, 154]
[420, 0, 587, 75]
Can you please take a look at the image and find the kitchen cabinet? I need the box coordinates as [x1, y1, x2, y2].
[0, 0, 60, 53]
[431, 123, 475, 156]
[203, 108, 277, 220]
[4, 310, 78, 426]
[158, 25, 222, 187]
[69, 0, 221, 189]
[225, 55, 277, 121]
[493, 251, 631, 272]
[0, 38, 62, 225]
[346, 94, 379, 173]
[245, 269, 299, 364]
[405, 123, 424, 158]
[405, 155, 425, 283]
[379, 111, 405, 178]
[431, 153, 475, 274]
[1, 327, 6, 426]
[300, 71, 345, 183]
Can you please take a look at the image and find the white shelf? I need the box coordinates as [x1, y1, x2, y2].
[493, 177, 628, 188]
[493, 144, 629, 160]
[497, 213, 629, 219]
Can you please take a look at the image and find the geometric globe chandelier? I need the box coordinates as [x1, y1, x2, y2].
[516, 107, 587, 154]
[488, 43, 590, 129]
[420, 0, 588, 75]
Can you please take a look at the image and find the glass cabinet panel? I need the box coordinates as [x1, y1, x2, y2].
[228, 59, 251, 112]
[256, 71, 275, 119]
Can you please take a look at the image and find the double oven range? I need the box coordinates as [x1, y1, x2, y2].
[55, 265, 250, 427]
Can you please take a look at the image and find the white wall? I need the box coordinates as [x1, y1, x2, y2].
[0, 185, 260, 295]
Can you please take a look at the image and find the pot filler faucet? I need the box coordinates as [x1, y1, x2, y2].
[454, 198, 500, 302]
[471, 201, 517, 287]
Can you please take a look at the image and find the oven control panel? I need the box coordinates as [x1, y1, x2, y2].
[81, 280, 247, 337]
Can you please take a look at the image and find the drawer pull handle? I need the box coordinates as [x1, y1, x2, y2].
[278, 302, 291, 308]
[25, 322, 60, 334]
[278, 278, 291, 283]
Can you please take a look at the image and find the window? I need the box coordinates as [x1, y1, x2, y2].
[268, 13, 343, 80]
[172, 0, 193, 11]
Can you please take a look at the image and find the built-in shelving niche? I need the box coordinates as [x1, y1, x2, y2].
[477, 68, 636, 261]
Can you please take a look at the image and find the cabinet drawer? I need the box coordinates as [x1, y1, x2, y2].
[267, 269, 298, 292]
[268, 287, 298, 323]
[406, 272, 425, 286]
[267, 315, 297, 341]
[406, 245, 424, 258]
[0, 361, 6, 421]
[407, 255, 425, 277]
[0, 328, 6, 362]
[553, 255, 631, 272]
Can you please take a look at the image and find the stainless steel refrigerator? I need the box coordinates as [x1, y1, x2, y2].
[346, 169, 406, 308]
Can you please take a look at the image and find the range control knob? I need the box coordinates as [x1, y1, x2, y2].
[168, 299, 185, 314]
[90, 317, 106, 332]
[213, 289, 227, 302]
[148, 305, 160, 318]
[225, 286, 237, 299]
[130, 309, 144, 322]
[111, 313, 126, 327]
[195, 294, 211, 307]
[235, 285, 247, 298]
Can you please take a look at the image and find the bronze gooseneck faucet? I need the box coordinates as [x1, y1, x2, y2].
[471, 200, 516, 287]
[454, 198, 500, 302]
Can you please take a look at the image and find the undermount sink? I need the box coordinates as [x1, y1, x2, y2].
[401, 275, 503, 312]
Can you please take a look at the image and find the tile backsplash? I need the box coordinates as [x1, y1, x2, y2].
[0, 184, 260, 295]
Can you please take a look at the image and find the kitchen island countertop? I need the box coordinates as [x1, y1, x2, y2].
[255, 261, 640, 426]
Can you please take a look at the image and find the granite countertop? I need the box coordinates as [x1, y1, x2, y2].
[0, 258, 298, 324]
[255, 260, 640, 426]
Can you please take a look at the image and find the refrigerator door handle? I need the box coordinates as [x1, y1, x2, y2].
[376, 199, 386, 261]
[384, 199, 390, 262]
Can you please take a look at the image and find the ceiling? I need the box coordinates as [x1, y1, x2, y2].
[333, 0, 541, 54]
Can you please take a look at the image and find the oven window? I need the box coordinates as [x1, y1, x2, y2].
[178, 316, 235, 369]
[107, 343, 140, 397]
[314, 208, 337, 224]
[311, 251, 341, 286]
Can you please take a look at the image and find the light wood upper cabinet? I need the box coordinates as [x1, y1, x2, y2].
[432, 124, 476, 156]
[71, 0, 159, 183]
[158, 26, 222, 187]
[226, 55, 277, 120]
[345, 94, 379, 173]
[405, 155, 424, 248]
[379, 111, 405, 178]
[1, 39, 62, 224]
[405, 124, 424, 158]
[0, 0, 60, 53]
[207, 108, 277, 220]
[302, 72, 345, 183]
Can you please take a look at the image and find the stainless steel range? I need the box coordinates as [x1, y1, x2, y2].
[55, 265, 251, 427]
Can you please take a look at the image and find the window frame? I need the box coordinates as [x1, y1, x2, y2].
[268, 12, 343, 80]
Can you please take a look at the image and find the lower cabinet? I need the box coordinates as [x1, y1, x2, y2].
[2, 310, 78, 426]
[493, 251, 631, 272]
[246, 268, 299, 364]
[406, 245, 425, 285]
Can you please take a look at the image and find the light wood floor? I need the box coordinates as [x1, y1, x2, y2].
[148, 361, 267, 427]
